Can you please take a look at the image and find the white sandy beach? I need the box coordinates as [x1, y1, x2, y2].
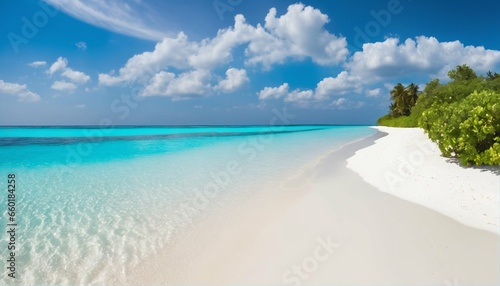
[127, 128, 499, 285]
[347, 126, 500, 234]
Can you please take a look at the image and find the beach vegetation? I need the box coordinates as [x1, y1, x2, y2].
[388, 83, 420, 117]
[378, 64, 500, 165]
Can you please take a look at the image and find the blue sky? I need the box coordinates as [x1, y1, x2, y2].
[0, 0, 499, 125]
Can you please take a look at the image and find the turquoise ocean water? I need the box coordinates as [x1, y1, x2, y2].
[0, 125, 375, 284]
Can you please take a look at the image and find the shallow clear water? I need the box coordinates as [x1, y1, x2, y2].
[0, 125, 375, 285]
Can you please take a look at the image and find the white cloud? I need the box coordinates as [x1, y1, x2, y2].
[141, 68, 247, 100]
[324, 98, 365, 110]
[62, 68, 90, 84]
[215, 68, 249, 93]
[51, 81, 77, 91]
[258, 37, 500, 109]
[98, 23, 250, 86]
[257, 84, 318, 107]
[302, 36, 500, 104]
[44, 0, 167, 41]
[248, 4, 348, 67]
[47, 57, 91, 88]
[29, 61, 47, 68]
[190, 4, 348, 70]
[366, 88, 381, 97]
[188, 15, 255, 70]
[0, 80, 41, 102]
[257, 83, 289, 100]
[281, 88, 354, 109]
[75, 104, 86, 109]
[76, 42, 87, 51]
[141, 70, 212, 100]
[140, 71, 176, 96]
[315, 71, 362, 99]
[99, 33, 195, 86]
[261, 36, 500, 109]
[261, 85, 357, 109]
[47, 57, 68, 75]
[347, 36, 500, 81]
[98, 4, 348, 87]
[166, 70, 212, 97]
[285, 89, 315, 104]
[258, 74, 363, 108]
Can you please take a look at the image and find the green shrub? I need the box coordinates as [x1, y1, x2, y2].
[377, 114, 419, 127]
[419, 90, 500, 165]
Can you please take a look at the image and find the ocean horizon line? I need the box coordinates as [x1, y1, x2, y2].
[0, 124, 373, 128]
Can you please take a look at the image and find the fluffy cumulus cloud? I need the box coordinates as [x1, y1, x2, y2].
[99, 33, 196, 86]
[277, 36, 500, 107]
[48, 57, 91, 90]
[141, 70, 212, 100]
[61, 68, 90, 84]
[258, 79, 362, 109]
[92, 3, 500, 107]
[251, 4, 348, 67]
[98, 4, 348, 100]
[261, 36, 500, 109]
[215, 68, 249, 93]
[188, 15, 255, 70]
[292, 36, 500, 106]
[284, 89, 315, 104]
[0, 80, 41, 102]
[315, 71, 363, 99]
[141, 68, 249, 98]
[257, 83, 289, 100]
[258, 71, 366, 108]
[140, 71, 176, 97]
[257, 82, 342, 108]
[51, 81, 78, 91]
[346, 36, 500, 80]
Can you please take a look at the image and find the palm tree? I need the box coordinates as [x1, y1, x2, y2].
[487, 71, 500, 81]
[389, 102, 401, 118]
[390, 83, 408, 117]
[406, 83, 419, 108]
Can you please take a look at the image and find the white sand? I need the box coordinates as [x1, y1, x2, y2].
[127, 132, 499, 285]
[347, 126, 499, 234]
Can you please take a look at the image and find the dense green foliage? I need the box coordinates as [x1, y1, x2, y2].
[378, 64, 500, 166]
[419, 90, 500, 165]
[377, 114, 419, 127]
[389, 83, 420, 117]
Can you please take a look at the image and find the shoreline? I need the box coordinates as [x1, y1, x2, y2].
[347, 126, 499, 235]
[127, 131, 499, 285]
